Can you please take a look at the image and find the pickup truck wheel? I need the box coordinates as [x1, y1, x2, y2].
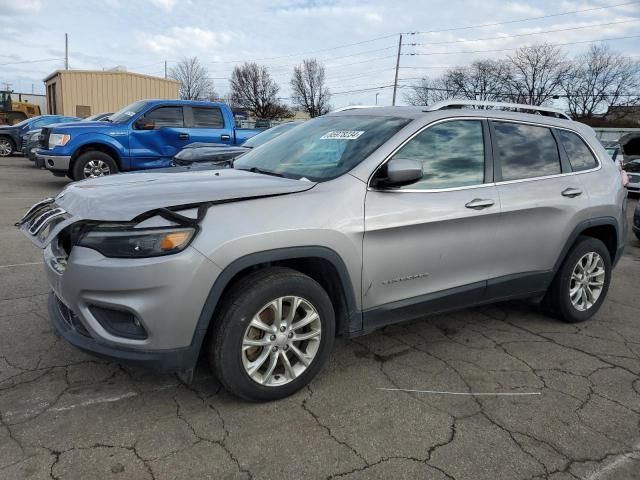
[72, 151, 118, 180]
[543, 236, 611, 323]
[0, 137, 14, 157]
[209, 267, 335, 401]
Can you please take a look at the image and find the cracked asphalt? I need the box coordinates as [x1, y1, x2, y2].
[1, 155, 639, 480]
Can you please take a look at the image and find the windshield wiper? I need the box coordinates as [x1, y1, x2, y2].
[242, 166, 284, 178]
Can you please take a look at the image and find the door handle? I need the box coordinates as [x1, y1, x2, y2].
[220, 134, 231, 141]
[465, 198, 495, 210]
[561, 187, 582, 198]
[179, 133, 190, 140]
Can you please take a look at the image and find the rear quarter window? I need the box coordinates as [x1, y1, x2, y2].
[557, 130, 598, 172]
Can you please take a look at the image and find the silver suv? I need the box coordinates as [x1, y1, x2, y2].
[18, 101, 628, 401]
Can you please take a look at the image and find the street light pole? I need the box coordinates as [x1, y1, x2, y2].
[375, 93, 379, 105]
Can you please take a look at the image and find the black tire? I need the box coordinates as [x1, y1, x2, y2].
[0, 136, 15, 157]
[72, 151, 118, 180]
[543, 236, 612, 323]
[209, 267, 335, 402]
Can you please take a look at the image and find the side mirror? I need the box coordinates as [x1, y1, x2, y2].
[371, 158, 423, 188]
[134, 118, 155, 130]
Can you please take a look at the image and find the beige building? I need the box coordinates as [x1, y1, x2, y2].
[43, 70, 179, 118]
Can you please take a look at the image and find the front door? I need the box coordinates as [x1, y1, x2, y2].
[129, 105, 190, 169]
[362, 119, 501, 326]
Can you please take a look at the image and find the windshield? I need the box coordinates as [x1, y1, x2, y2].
[243, 122, 301, 149]
[108, 101, 147, 123]
[234, 115, 410, 181]
[605, 147, 619, 159]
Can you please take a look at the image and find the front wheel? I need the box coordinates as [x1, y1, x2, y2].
[0, 137, 14, 157]
[209, 267, 335, 401]
[543, 236, 612, 323]
[72, 151, 118, 180]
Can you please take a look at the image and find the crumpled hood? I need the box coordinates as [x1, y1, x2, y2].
[55, 168, 316, 221]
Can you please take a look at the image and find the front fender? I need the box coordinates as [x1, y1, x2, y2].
[66, 133, 129, 168]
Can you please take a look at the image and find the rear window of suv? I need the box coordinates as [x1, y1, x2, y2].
[557, 130, 598, 172]
[493, 121, 561, 181]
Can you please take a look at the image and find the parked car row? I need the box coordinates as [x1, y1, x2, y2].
[17, 101, 630, 401]
[0, 114, 79, 157]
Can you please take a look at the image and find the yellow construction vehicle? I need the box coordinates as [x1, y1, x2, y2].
[0, 90, 41, 125]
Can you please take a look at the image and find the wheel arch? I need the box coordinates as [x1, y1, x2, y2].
[554, 217, 621, 275]
[190, 247, 361, 356]
[70, 141, 122, 172]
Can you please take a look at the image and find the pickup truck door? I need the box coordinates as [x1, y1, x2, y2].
[185, 106, 234, 145]
[129, 105, 191, 169]
[362, 119, 501, 327]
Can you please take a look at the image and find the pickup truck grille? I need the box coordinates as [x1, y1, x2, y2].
[39, 127, 51, 149]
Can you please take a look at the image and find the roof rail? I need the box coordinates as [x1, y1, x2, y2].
[331, 105, 383, 113]
[425, 100, 571, 120]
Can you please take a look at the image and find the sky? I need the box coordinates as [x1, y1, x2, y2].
[1, 0, 639, 109]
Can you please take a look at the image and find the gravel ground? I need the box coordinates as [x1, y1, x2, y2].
[1, 155, 639, 480]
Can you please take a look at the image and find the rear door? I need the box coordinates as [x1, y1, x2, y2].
[489, 120, 590, 298]
[129, 105, 190, 169]
[186, 106, 233, 145]
[362, 118, 501, 325]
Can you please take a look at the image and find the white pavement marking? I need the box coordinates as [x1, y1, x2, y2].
[585, 441, 640, 480]
[378, 388, 542, 396]
[0, 262, 41, 269]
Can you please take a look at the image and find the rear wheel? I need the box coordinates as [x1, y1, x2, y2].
[543, 236, 611, 323]
[209, 267, 335, 401]
[72, 151, 118, 180]
[0, 137, 14, 157]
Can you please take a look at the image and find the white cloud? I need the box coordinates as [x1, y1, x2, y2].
[149, 0, 180, 12]
[0, 0, 40, 16]
[143, 26, 233, 54]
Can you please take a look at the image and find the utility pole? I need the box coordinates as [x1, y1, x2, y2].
[164, 61, 167, 79]
[392, 34, 402, 106]
[64, 33, 69, 70]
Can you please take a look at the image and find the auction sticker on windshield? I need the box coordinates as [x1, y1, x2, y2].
[320, 131, 364, 140]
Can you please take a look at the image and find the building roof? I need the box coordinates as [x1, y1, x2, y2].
[43, 69, 179, 84]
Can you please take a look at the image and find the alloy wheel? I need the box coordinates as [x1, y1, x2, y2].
[0, 139, 12, 157]
[83, 159, 111, 178]
[241, 296, 322, 387]
[569, 252, 605, 311]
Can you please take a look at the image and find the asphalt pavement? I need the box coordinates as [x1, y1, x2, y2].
[1, 155, 639, 480]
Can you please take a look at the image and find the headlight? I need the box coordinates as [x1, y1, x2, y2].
[77, 225, 196, 258]
[48, 133, 71, 149]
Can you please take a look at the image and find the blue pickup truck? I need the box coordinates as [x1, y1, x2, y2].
[36, 100, 261, 180]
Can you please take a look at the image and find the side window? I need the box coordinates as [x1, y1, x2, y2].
[145, 106, 184, 128]
[557, 130, 598, 172]
[192, 107, 225, 128]
[493, 122, 561, 181]
[393, 120, 485, 190]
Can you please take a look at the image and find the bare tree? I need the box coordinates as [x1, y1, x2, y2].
[290, 59, 331, 117]
[562, 44, 640, 118]
[444, 59, 512, 101]
[403, 77, 455, 106]
[230, 62, 292, 119]
[505, 44, 569, 105]
[169, 57, 216, 100]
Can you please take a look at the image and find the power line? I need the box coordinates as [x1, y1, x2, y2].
[406, 18, 640, 47]
[0, 57, 63, 66]
[404, 34, 640, 56]
[405, 1, 640, 35]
